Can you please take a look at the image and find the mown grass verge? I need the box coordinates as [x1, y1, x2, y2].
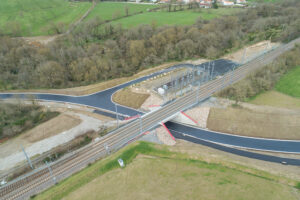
[34, 141, 299, 200]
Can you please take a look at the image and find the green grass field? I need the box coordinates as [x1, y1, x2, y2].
[34, 142, 300, 200]
[86, 2, 158, 22]
[275, 66, 300, 98]
[111, 8, 242, 28]
[0, 0, 91, 36]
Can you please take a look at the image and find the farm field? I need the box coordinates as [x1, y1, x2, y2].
[86, 2, 158, 21]
[275, 66, 300, 98]
[111, 8, 242, 28]
[0, 0, 91, 36]
[35, 142, 300, 200]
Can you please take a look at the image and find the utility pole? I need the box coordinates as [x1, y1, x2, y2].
[115, 103, 119, 128]
[180, 76, 183, 96]
[231, 64, 236, 84]
[242, 48, 247, 64]
[139, 115, 143, 135]
[206, 63, 210, 82]
[196, 75, 201, 103]
[211, 61, 215, 80]
[104, 143, 110, 155]
[21, 145, 33, 170]
[45, 161, 57, 184]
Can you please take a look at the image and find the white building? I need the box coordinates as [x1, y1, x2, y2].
[222, 1, 234, 6]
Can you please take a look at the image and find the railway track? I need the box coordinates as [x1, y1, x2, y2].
[0, 37, 299, 200]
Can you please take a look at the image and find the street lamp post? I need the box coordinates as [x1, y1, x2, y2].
[115, 103, 119, 128]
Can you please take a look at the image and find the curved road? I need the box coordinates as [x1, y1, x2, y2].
[0, 60, 234, 117]
[1, 59, 300, 155]
[165, 122, 300, 153]
[170, 125, 300, 166]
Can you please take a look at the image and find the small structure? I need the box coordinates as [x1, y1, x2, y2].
[222, 1, 234, 6]
[236, 0, 246, 3]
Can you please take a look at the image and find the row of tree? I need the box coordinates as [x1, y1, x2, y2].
[0, 0, 299, 90]
[217, 45, 300, 102]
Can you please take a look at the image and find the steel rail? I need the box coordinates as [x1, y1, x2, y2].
[0, 37, 299, 200]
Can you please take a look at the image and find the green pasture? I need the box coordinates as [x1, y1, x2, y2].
[86, 2, 158, 21]
[0, 0, 91, 36]
[111, 8, 242, 28]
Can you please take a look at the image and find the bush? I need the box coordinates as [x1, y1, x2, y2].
[0, 103, 58, 140]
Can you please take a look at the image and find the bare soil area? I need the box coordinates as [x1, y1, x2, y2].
[185, 106, 210, 128]
[0, 113, 81, 159]
[112, 88, 150, 109]
[223, 40, 280, 63]
[20, 114, 81, 143]
[21, 35, 60, 45]
[207, 105, 300, 140]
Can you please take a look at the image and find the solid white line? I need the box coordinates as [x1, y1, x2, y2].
[170, 129, 300, 154]
[172, 121, 300, 142]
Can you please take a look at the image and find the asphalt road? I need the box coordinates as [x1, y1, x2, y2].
[0, 59, 235, 118]
[170, 125, 300, 166]
[166, 122, 300, 153]
[1, 43, 300, 155]
[1, 38, 300, 200]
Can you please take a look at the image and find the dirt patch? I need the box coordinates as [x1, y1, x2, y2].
[20, 114, 82, 143]
[112, 88, 150, 109]
[207, 105, 300, 140]
[156, 126, 176, 146]
[223, 40, 280, 63]
[21, 35, 60, 45]
[140, 92, 163, 111]
[185, 106, 210, 128]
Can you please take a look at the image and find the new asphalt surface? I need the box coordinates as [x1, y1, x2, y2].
[1, 59, 300, 160]
[170, 125, 300, 166]
[165, 122, 300, 153]
[0, 59, 235, 117]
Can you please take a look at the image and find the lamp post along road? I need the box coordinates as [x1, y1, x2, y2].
[115, 103, 119, 128]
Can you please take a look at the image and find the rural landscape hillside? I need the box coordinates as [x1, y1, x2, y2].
[0, 0, 300, 199]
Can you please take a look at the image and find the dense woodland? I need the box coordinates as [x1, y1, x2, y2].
[0, 0, 299, 90]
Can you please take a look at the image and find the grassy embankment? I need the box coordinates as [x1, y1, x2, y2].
[34, 142, 300, 200]
[0, 102, 58, 142]
[111, 7, 242, 28]
[0, 0, 91, 36]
